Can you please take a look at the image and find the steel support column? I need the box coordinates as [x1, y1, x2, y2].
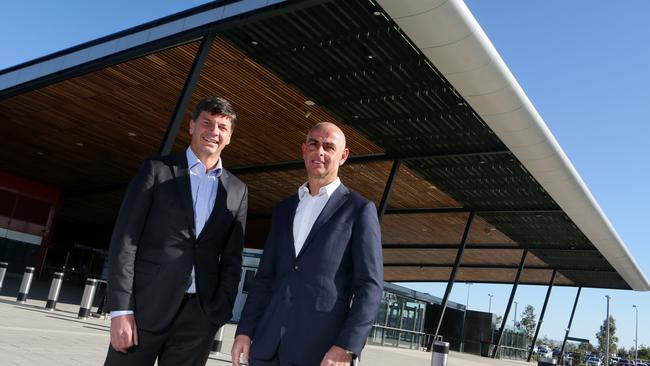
[527, 270, 557, 362]
[433, 211, 476, 339]
[491, 249, 528, 358]
[158, 30, 216, 155]
[560, 287, 582, 359]
[377, 160, 401, 223]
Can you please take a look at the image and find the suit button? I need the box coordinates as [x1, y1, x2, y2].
[293, 265, 299, 271]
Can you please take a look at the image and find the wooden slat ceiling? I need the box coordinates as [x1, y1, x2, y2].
[0, 2, 628, 289]
[0, 44, 200, 190]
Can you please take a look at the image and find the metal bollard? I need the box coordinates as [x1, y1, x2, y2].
[211, 326, 225, 353]
[430, 336, 449, 366]
[0, 262, 8, 290]
[78, 278, 98, 319]
[16, 266, 35, 303]
[45, 272, 65, 311]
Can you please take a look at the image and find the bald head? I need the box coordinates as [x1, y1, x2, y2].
[301, 122, 350, 195]
[307, 122, 346, 149]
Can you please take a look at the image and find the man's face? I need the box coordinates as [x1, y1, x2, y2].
[189, 110, 232, 160]
[301, 124, 349, 183]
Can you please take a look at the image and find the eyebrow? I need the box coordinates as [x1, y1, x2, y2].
[308, 137, 337, 147]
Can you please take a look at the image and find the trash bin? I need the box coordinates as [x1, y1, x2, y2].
[431, 337, 449, 366]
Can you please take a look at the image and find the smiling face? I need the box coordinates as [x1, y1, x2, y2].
[189, 110, 232, 168]
[301, 122, 349, 191]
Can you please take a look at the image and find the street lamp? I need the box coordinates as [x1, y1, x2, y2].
[605, 295, 610, 366]
[488, 293, 495, 347]
[488, 293, 493, 314]
[633, 305, 638, 364]
[513, 301, 519, 328]
[460, 283, 473, 352]
[466, 282, 473, 309]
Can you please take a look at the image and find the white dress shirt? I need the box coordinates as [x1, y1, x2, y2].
[293, 178, 341, 256]
[111, 148, 221, 318]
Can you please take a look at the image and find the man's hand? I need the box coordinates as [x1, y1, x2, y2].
[231, 334, 251, 366]
[110, 314, 138, 353]
[320, 345, 353, 366]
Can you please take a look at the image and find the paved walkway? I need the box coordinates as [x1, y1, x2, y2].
[0, 276, 534, 365]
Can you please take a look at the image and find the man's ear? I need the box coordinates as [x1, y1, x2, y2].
[339, 147, 350, 166]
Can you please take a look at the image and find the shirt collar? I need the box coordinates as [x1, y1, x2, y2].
[298, 177, 341, 200]
[186, 147, 223, 177]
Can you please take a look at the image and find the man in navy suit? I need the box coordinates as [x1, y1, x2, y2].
[231, 122, 383, 366]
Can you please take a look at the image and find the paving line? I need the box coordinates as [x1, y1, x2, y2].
[0, 325, 108, 337]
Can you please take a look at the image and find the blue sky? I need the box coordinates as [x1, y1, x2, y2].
[2, 0, 649, 351]
[401, 0, 650, 350]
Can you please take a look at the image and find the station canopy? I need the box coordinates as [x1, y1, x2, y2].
[1, 0, 647, 290]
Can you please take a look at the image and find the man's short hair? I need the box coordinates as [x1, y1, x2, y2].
[192, 96, 237, 130]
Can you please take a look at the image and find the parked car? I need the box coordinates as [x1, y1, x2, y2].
[617, 359, 633, 366]
[586, 357, 602, 366]
[636, 362, 648, 366]
[564, 354, 575, 365]
[537, 346, 553, 359]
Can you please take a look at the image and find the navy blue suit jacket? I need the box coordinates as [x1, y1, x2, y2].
[236, 183, 383, 365]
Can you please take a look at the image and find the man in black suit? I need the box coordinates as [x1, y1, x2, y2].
[105, 96, 248, 365]
[231, 122, 383, 366]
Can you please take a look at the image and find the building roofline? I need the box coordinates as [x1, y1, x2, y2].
[378, 0, 649, 290]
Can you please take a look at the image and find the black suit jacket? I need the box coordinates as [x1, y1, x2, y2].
[106, 153, 248, 332]
[236, 184, 383, 365]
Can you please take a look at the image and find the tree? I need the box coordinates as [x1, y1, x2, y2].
[539, 336, 559, 348]
[495, 315, 503, 328]
[572, 348, 585, 364]
[578, 341, 594, 353]
[596, 316, 618, 357]
[520, 305, 537, 342]
[617, 347, 630, 358]
[565, 342, 577, 352]
[637, 345, 650, 360]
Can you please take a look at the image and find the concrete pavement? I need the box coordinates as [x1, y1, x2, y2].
[0, 276, 533, 366]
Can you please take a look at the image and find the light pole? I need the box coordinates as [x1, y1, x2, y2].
[460, 283, 473, 352]
[488, 293, 495, 348]
[633, 305, 638, 364]
[513, 301, 518, 328]
[488, 293, 493, 314]
[605, 295, 610, 366]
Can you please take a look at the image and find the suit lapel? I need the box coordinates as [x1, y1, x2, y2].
[285, 195, 299, 258]
[197, 171, 229, 241]
[296, 184, 349, 258]
[172, 154, 196, 239]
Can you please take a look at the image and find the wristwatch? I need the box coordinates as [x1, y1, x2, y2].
[344, 349, 356, 359]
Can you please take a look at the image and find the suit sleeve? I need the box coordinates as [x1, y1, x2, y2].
[215, 184, 248, 317]
[235, 205, 280, 338]
[335, 200, 384, 355]
[106, 158, 156, 311]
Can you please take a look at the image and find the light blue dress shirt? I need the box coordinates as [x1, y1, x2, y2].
[185, 147, 222, 293]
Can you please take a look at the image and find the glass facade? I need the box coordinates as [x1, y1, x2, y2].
[368, 290, 428, 349]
